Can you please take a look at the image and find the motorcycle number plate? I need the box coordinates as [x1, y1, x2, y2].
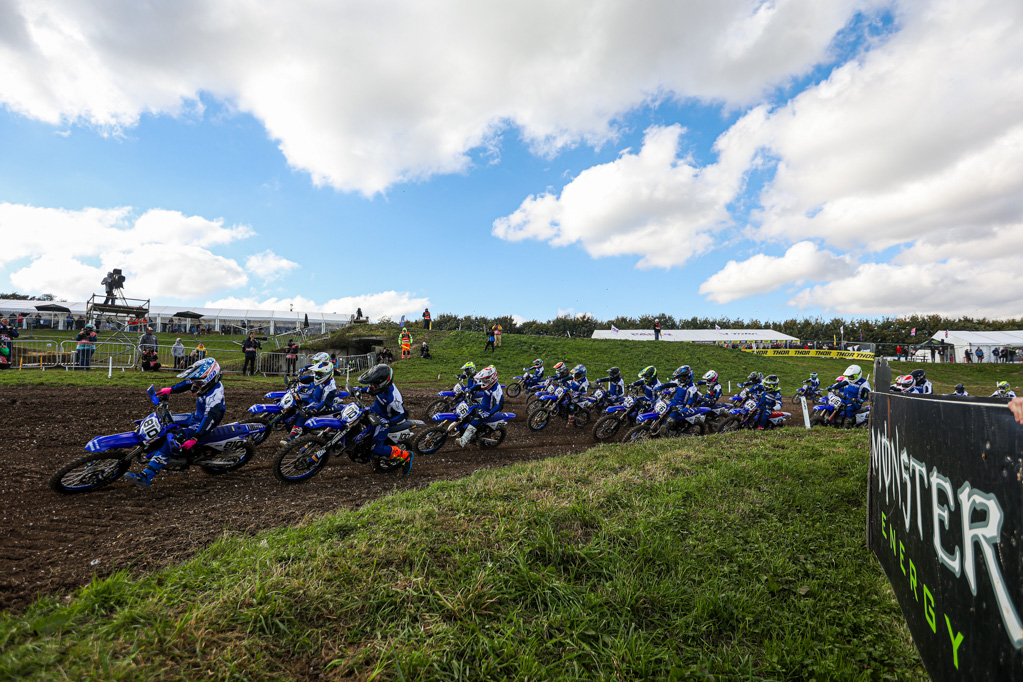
[454, 382, 463, 393]
[456, 402, 471, 417]
[139, 415, 161, 442]
[624, 396, 635, 406]
[829, 395, 843, 407]
[655, 400, 668, 415]
[744, 399, 757, 411]
[593, 389, 604, 399]
[341, 403, 361, 422]
[281, 392, 295, 408]
[555, 387, 565, 397]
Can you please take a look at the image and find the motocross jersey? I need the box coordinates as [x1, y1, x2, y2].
[566, 378, 589, 395]
[369, 384, 407, 423]
[472, 382, 505, 419]
[700, 382, 723, 405]
[804, 377, 820, 391]
[296, 377, 338, 412]
[759, 389, 782, 411]
[595, 376, 626, 397]
[906, 381, 932, 395]
[629, 378, 668, 402]
[667, 382, 699, 410]
[991, 389, 1017, 398]
[169, 380, 226, 439]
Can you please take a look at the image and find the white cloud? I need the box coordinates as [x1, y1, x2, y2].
[0, 203, 249, 299]
[699, 241, 854, 303]
[204, 291, 429, 321]
[493, 122, 763, 268]
[245, 250, 298, 282]
[0, 0, 875, 195]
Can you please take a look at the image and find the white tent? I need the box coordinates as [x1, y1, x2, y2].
[923, 330, 1023, 363]
[591, 328, 799, 345]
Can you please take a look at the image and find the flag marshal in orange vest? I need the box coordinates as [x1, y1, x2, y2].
[399, 327, 413, 359]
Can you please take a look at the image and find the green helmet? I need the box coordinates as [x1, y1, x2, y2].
[638, 366, 657, 383]
[997, 380, 1009, 390]
[461, 361, 476, 375]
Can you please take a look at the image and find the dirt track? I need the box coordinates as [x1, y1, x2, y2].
[0, 381, 603, 612]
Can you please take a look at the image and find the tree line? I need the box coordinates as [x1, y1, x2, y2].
[390, 312, 1023, 347]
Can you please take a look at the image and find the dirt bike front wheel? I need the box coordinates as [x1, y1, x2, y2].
[528, 409, 550, 431]
[592, 414, 622, 441]
[505, 382, 522, 398]
[273, 435, 330, 483]
[622, 425, 653, 443]
[199, 441, 255, 474]
[414, 426, 448, 455]
[49, 450, 135, 494]
[424, 399, 450, 420]
[715, 416, 742, 433]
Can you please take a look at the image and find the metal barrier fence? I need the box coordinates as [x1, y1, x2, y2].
[3, 340, 375, 377]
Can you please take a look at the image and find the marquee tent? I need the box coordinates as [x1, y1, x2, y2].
[923, 330, 1023, 363]
[591, 328, 799, 345]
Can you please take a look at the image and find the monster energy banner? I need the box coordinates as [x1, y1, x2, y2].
[868, 381, 1023, 680]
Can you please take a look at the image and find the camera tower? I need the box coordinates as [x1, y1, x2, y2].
[86, 268, 151, 351]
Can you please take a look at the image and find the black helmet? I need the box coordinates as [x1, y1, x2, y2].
[638, 365, 657, 384]
[910, 369, 927, 385]
[954, 383, 965, 393]
[747, 371, 763, 383]
[607, 366, 621, 379]
[358, 363, 393, 395]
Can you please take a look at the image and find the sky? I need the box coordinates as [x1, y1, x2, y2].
[1, 0, 1021, 323]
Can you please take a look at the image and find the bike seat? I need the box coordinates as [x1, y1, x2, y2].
[388, 420, 413, 432]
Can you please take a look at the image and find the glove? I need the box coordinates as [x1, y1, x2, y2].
[180, 438, 198, 450]
[155, 387, 172, 396]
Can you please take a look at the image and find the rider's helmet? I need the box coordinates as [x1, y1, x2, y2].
[763, 375, 780, 391]
[474, 365, 498, 390]
[460, 361, 476, 377]
[571, 364, 587, 381]
[178, 357, 221, 395]
[311, 360, 333, 386]
[996, 380, 1010, 392]
[910, 369, 927, 386]
[895, 375, 914, 391]
[358, 363, 394, 395]
[954, 383, 966, 394]
[554, 361, 569, 378]
[809, 372, 818, 380]
[638, 365, 657, 384]
[606, 366, 621, 380]
[531, 358, 543, 370]
[84, 322, 95, 330]
[310, 352, 331, 364]
[671, 365, 693, 384]
[702, 369, 718, 384]
[747, 371, 763, 383]
[844, 364, 862, 381]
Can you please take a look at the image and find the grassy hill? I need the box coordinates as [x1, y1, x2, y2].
[322, 325, 1023, 397]
[0, 430, 925, 680]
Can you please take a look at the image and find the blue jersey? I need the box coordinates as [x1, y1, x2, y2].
[473, 382, 505, 417]
[170, 380, 226, 438]
[297, 377, 338, 412]
[369, 384, 406, 423]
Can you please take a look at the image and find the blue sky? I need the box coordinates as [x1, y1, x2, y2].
[1, 0, 1021, 323]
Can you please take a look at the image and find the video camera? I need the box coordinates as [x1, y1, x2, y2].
[106, 268, 126, 290]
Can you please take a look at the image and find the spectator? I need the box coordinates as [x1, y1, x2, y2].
[484, 327, 496, 352]
[399, 327, 412, 360]
[16, 313, 24, 329]
[976, 347, 985, 363]
[171, 338, 186, 369]
[284, 339, 299, 376]
[33, 313, 42, 329]
[653, 319, 661, 341]
[140, 349, 161, 371]
[75, 323, 98, 370]
[929, 346, 936, 363]
[195, 342, 207, 360]
[101, 271, 117, 305]
[420, 341, 432, 359]
[241, 331, 261, 375]
[139, 325, 158, 357]
[422, 308, 431, 330]
[65, 313, 74, 330]
[356, 307, 363, 320]
[895, 344, 902, 360]
[494, 322, 503, 347]
[964, 348, 973, 363]
[0, 317, 18, 370]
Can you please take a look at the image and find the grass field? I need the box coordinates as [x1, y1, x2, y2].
[0, 429, 926, 680]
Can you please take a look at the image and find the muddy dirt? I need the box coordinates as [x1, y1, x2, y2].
[0, 382, 808, 612]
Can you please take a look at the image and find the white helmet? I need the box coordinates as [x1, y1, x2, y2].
[702, 370, 718, 383]
[311, 360, 333, 385]
[311, 352, 331, 364]
[843, 364, 862, 381]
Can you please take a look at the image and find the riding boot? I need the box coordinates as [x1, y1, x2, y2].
[125, 453, 168, 489]
[280, 426, 303, 446]
[457, 425, 477, 447]
[388, 446, 413, 476]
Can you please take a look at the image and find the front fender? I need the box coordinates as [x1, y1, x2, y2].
[85, 431, 141, 453]
[432, 412, 458, 422]
[635, 411, 658, 423]
[248, 403, 281, 414]
[305, 416, 344, 430]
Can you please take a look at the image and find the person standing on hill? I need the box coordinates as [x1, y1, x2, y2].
[171, 338, 186, 369]
[399, 327, 413, 359]
[484, 327, 496, 352]
[494, 322, 503, 347]
[284, 339, 299, 376]
[0, 317, 18, 370]
[241, 331, 261, 375]
[653, 319, 661, 340]
[422, 308, 431, 330]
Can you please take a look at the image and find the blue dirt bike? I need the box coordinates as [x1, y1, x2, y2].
[527, 385, 592, 431]
[50, 386, 265, 494]
[591, 392, 650, 441]
[246, 384, 351, 447]
[414, 400, 516, 453]
[621, 398, 711, 442]
[272, 401, 424, 482]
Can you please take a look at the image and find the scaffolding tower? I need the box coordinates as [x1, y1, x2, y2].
[86, 292, 151, 364]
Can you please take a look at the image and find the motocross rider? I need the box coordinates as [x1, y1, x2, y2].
[629, 365, 665, 402]
[457, 361, 478, 393]
[125, 357, 225, 489]
[663, 366, 700, 427]
[352, 363, 413, 475]
[756, 375, 783, 430]
[280, 360, 338, 445]
[458, 365, 504, 447]
[906, 368, 932, 395]
[593, 366, 626, 398]
[828, 365, 871, 422]
[522, 358, 545, 388]
[991, 381, 1017, 398]
[696, 370, 723, 406]
[950, 383, 969, 397]
[891, 375, 914, 393]
[803, 372, 820, 393]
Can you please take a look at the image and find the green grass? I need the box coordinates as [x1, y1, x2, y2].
[0, 430, 925, 680]
[323, 324, 1023, 397]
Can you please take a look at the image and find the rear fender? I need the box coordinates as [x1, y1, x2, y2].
[432, 412, 458, 422]
[199, 422, 265, 444]
[487, 412, 516, 422]
[606, 405, 626, 414]
[438, 391, 456, 397]
[248, 403, 281, 414]
[635, 411, 658, 423]
[85, 431, 141, 453]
